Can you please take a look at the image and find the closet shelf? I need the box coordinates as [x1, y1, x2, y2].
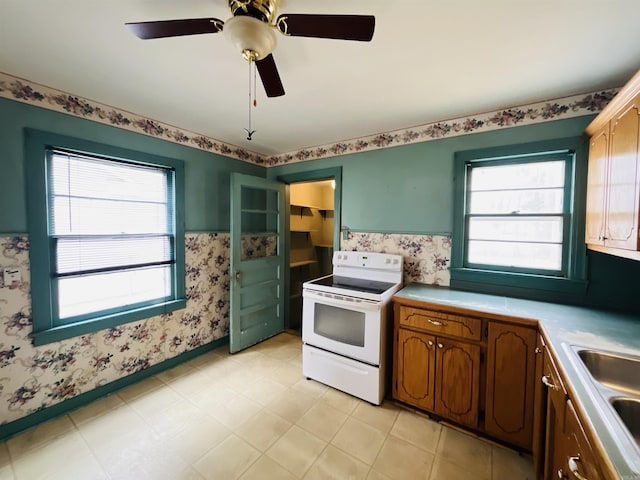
[291, 202, 330, 211]
[290, 260, 317, 268]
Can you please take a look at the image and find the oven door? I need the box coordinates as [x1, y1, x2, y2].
[302, 289, 382, 365]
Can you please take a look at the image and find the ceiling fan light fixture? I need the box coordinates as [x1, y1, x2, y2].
[223, 16, 276, 61]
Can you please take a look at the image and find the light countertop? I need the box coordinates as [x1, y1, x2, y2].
[394, 283, 640, 479]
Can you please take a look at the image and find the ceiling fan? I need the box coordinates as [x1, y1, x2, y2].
[126, 0, 376, 98]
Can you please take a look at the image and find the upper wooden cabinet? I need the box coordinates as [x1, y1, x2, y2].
[586, 71, 640, 260]
[585, 125, 609, 246]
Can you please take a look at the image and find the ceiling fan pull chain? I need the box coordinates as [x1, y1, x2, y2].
[245, 57, 256, 141]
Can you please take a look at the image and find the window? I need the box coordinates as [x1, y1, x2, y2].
[26, 130, 185, 345]
[451, 138, 588, 297]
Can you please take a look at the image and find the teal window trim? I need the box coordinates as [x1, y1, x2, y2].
[451, 137, 589, 297]
[25, 129, 186, 346]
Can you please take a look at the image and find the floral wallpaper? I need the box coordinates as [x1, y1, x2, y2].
[240, 234, 278, 260]
[0, 72, 617, 168]
[341, 232, 451, 286]
[0, 230, 446, 428]
[0, 73, 263, 166]
[0, 233, 233, 427]
[263, 90, 616, 166]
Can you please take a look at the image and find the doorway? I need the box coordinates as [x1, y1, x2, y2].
[278, 168, 342, 335]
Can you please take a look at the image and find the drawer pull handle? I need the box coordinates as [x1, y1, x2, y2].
[568, 456, 588, 480]
[428, 319, 447, 327]
[542, 375, 556, 389]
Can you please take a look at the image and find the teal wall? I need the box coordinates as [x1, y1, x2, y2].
[269, 117, 593, 234]
[0, 98, 265, 234]
[269, 117, 640, 315]
[3, 97, 638, 314]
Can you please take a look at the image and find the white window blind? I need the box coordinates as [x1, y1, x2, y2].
[48, 150, 175, 320]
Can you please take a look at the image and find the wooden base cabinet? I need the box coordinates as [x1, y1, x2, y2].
[563, 400, 603, 480]
[393, 305, 481, 429]
[434, 338, 480, 428]
[394, 328, 436, 411]
[485, 322, 537, 450]
[542, 348, 568, 480]
[540, 347, 604, 480]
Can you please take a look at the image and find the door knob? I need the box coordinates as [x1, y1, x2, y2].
[235, 271, 242, 280]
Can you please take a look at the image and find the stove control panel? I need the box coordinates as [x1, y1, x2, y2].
[333, 251, 402, 271]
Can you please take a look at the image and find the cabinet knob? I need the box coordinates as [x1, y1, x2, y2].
[542, 375, 556, 390]
[557, 468, 568, 479]
[427, 340, 434, 347]
[568, 456, 588, 480]
[437, 343, 444, 349]
[535, 347, 542, 354]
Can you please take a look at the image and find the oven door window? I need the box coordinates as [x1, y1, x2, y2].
[313, 303, 365, 347]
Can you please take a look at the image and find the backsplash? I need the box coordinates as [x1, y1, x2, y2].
[341, 232, 451, 286]
[0, 233, 232, 426]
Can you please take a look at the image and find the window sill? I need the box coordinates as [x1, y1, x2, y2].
[30, 298, 186, 346]
[450, 267, 588, 299]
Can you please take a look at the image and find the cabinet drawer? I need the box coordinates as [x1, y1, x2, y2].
[399, 306, 482, 341]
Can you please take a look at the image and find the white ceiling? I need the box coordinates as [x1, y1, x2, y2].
[1, 0, 640, 157]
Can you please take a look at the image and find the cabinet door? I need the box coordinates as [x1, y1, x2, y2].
[543, 352, 568, 480]
[606, 95, 640, 250]
[485, 322, 537, 450]
[435, 338, 480, 428]
[532, 335, 546, 479]
[564, 400, 603, 480]
[394, 328, 436, 411]
[586, 125, 609, 246]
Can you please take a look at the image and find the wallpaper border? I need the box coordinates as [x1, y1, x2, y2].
[0, 71, 617, 167]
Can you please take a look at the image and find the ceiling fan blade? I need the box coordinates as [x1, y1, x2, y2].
[256, 54, 285, 97]
[276, 14, 375, 41]
[125, 18, 224, 39]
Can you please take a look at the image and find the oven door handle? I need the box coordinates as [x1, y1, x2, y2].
[303, 290, 381, 311]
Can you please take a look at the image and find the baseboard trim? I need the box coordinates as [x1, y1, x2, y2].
[0, 336, 229, 441]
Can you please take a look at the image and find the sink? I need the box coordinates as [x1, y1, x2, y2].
[611, 398, 640, 448]
[577, 349, 640, 396]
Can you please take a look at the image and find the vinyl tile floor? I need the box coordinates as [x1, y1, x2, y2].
[0, 333, 535, 479]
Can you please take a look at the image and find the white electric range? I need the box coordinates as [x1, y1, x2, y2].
[302, 250, 403, 404]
